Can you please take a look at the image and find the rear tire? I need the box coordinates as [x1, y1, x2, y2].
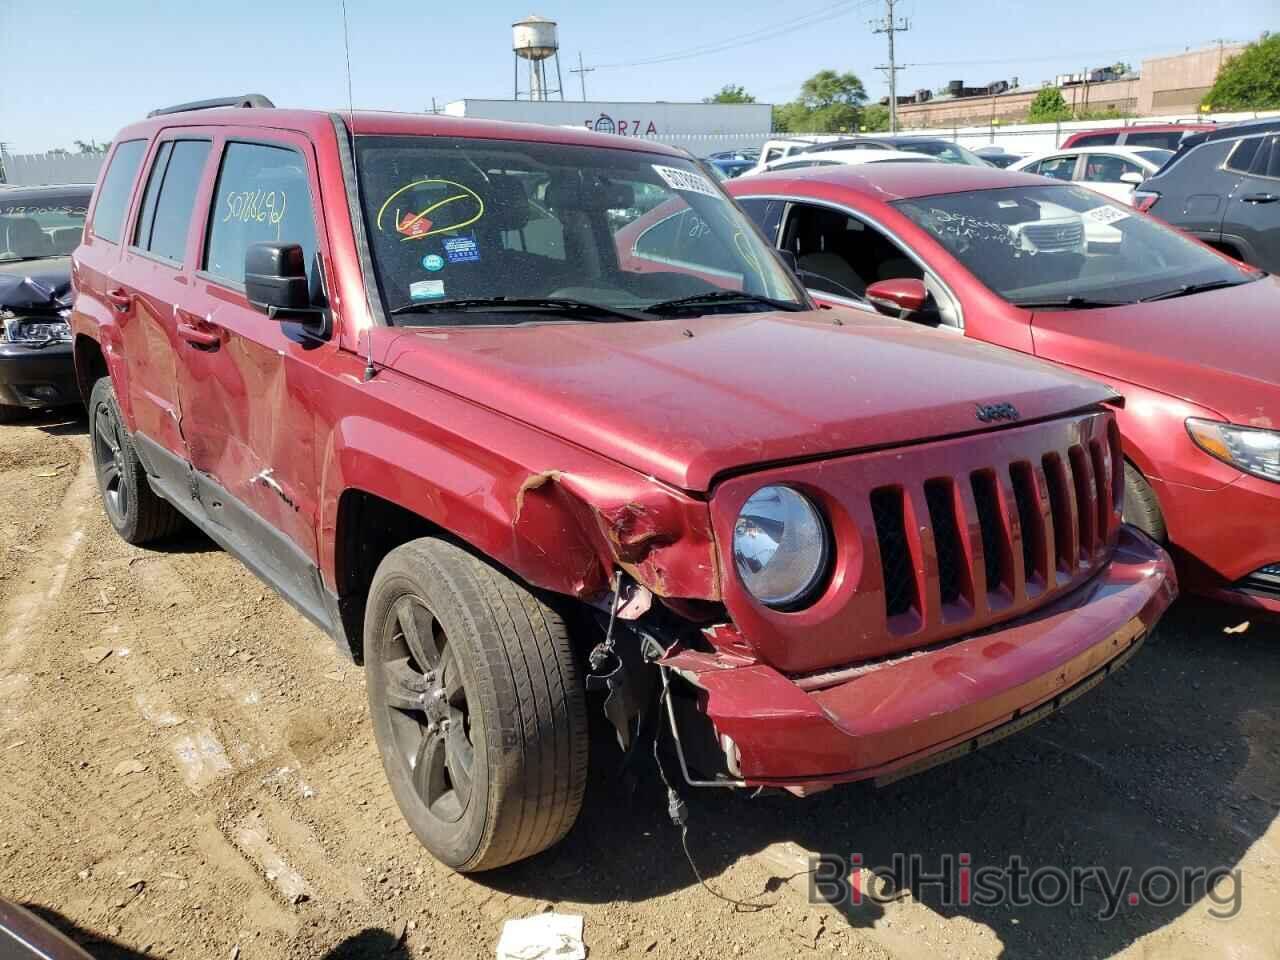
[1122, 461, 1166, 543]
[88, 377, 186, 545]
[364, 537, 588, 872]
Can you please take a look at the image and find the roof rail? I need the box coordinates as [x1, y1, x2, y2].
[146, 94, 275, 119]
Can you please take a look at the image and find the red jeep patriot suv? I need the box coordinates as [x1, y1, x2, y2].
[71, 96, 1176, 872]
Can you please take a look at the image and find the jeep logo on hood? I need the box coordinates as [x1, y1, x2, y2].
[975, 402, 1020, 423]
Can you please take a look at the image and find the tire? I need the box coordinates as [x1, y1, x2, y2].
[1122, 461, 1166, 543]
[0, 404, 30, 424]
[88, 377, 186, 545]
[364, 537, 588, 872]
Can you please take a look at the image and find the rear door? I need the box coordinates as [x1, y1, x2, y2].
[172, 132, 332, 623]
[1223, 134, 1280, 271]
[112, 135, 213, 483]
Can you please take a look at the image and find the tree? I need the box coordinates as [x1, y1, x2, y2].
[1028, 88, 1072, 123]
[1202, 33, 1280, 111]
[770, 69, 870, 133]
[859, 103, 891, 132]
[705, 84, 755, 104]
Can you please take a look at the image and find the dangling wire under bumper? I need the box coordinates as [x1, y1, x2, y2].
[657, 664, 746, 789]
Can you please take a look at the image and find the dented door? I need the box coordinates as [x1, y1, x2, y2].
[171, 132, 327, 581]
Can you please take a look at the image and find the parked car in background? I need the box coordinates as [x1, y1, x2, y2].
[0, 184, 92, 421]
[708, 157, 755, 179]
[802, 136, 994, 167]
[1061, 122, 1214, 150]
[975, 145, 1026, 168]
[73, 99, 1174, 872]
[1011, 146, 1173, 205]
[728, 164, 1278, 614]
[1134, 117, 1280, 273]
[755, 148, 941, 174]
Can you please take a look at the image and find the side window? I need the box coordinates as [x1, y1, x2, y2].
[1071, 134, 1117, 148]
[90, 139, 147, 244]
[1125, 131, 1181, 149]
[204, 142, 318, 287]
[763, 148, 783, 163]
[1225, 137, 1263, 174]
[1034, 156, 1078, 181]
[1080, 155, 1144, 183]
[133, 140, 212, 263]
[736, 198, 784, 245]
[1249, 136, 1278, 179]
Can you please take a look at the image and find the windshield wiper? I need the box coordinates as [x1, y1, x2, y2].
[1136, 279, 1245, 303]
[643, 290, 806, 315]
[388, 297, 649, 322]
[0, 255, 52, 264]
[1010, 295, 1130, 310]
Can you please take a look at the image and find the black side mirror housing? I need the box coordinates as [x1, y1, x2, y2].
[245, 242, 316, 318]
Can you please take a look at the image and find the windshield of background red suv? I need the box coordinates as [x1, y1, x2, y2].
[354, 136, 804, 322]
[0, 193, 88, 262]
[893, 184, 1260, 307]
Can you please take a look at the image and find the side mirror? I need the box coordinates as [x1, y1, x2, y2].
[865, 278, 928, 318]
[245, 242, 315, 318]
[1119, 171, 1145, 186]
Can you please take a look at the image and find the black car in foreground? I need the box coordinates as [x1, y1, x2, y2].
[1134, 117, 1280, 273]
[0, 184, 90, 421]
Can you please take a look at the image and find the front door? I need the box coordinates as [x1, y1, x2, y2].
[170, 132, 332, 623]
[1225, 134, 1280, 271]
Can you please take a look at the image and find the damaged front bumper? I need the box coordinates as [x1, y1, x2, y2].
[661, 524, 1176, 795]
[0, 341, 77, 409]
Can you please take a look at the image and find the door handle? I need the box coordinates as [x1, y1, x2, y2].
[104, 287, 133, 313]
[175, 309, 223, 349]
[1241, 193, 1278, 204]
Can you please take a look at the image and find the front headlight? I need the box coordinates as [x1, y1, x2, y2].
[732, 486, 829, 608]
[1, 317, 72, 345]
[1187, 419, 1280, 483]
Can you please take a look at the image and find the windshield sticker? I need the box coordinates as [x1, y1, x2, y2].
[421, 254, 445, 272]
[1083, 205, 1130, 225]
[376, 179, 485, 243]
[651, 165, 720, 199]
[443, 234, 481, 264]
[409, 279, 445, 301]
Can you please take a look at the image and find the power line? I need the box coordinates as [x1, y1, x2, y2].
[592, 0, 879, 69]
[870, 0, 909, 133]
[902, 43, 1183, 68]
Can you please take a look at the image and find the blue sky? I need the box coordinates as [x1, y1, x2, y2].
[0, 0, 1273, 152]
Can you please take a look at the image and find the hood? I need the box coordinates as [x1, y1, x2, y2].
[0, 258, 72, 312]
[379, 310, 1115, 491]
[1031, 276, 1279, 429]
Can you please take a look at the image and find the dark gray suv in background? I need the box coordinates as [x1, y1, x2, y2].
[1134, 118, 1280, 272]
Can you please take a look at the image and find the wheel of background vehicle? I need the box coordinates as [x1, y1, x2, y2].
[1122, 461, 1167, 543]
[0, 404, 30, 423]
[88, 377, 187, 545]
[364, 537, 589, 872]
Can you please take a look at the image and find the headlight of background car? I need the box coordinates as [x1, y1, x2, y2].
[1187, 418, 1280, 483]
[732, 486, 830, 607]
[1, 317, 72, 345]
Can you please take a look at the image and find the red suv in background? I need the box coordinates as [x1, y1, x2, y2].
[71, 99, 1174, 872]
[727, 164, 1278, 613]
[1060, 122, 1214, 151]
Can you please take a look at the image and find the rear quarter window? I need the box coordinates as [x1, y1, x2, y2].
[90, 140, 147, 244]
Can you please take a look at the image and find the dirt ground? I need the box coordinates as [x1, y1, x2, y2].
[0, 411, 1277, 960]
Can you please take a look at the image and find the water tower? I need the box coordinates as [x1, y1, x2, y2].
[512, 15, 564, 101]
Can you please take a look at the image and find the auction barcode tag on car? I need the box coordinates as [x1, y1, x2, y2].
[652, 165, 720, 199]
[1083, 205, 1130, 225]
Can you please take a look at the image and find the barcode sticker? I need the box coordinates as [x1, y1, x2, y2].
[652, 164, 720, 199]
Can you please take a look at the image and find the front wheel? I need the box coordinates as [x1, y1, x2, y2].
[364, 537, 588, 872]
[1122, 462, 1167, 543]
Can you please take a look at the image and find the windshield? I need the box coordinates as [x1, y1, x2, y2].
[0, 192, 89, 262]
[354, 136, 804, 322]
[895, 141, 990, 166]
[893, 184, 1259, 306]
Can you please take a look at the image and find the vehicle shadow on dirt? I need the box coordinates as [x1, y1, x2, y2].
[487, 599, 1277, 958]
[23, 904, 410, 959]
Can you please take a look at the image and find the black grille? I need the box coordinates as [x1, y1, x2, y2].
[1042, 453, 1073, 572]
[1240, 564, 1280, 599]
[871, 487, 917, 617]
[970, 471, 1005, 592]
[924, 479, 964, 605]
[1009, 463, 1042, 584]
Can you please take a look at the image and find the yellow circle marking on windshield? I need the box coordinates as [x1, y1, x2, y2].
[375, 179, 485, 242]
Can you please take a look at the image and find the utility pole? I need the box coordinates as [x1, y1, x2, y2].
[569, 52, 595, 101]
[871, 0, 909, 134]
